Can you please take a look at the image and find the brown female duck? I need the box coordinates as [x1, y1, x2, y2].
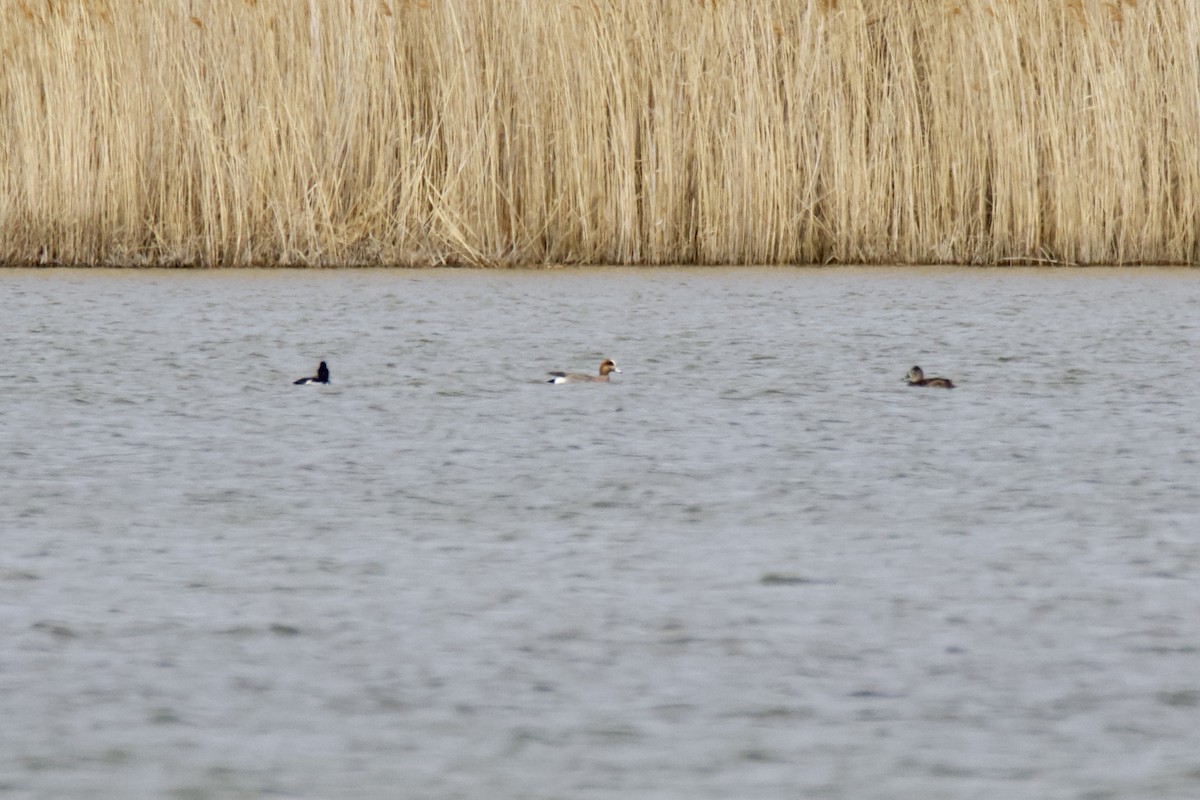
[904, 365, 954, 388]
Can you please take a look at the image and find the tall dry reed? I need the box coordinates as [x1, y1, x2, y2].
[1, 0, 1197, 266]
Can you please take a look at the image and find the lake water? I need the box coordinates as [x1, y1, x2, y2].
[2, 266, 1199, 800]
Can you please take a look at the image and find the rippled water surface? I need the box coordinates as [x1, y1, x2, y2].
[3, 267, 1200, 800]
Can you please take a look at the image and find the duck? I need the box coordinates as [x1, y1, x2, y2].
[294, 361, 330, 385]
[547, 359, 621, 384]
[904, 365, 954, 388]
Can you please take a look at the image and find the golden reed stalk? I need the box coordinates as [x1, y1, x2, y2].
[1, 0, 1197, 267]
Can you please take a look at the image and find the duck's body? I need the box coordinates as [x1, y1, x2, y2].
[548, 359, 621, 384]
[904, 365, 953, 388]
[295, 361, 330, 385]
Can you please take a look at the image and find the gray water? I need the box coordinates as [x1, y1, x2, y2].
[2, 267, 1199, 800]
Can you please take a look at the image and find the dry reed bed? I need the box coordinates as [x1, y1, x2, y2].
[1, 0, 1197, 267]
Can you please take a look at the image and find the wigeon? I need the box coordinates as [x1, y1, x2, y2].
[294, 361, 330, 385]
[547, 359, 621, 384]
[904, 365, 954, 388]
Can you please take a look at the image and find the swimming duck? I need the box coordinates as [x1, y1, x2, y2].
[294, 361, 330, 385]
[904, 365, 954, 388]
[547, 359, 621, 384]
